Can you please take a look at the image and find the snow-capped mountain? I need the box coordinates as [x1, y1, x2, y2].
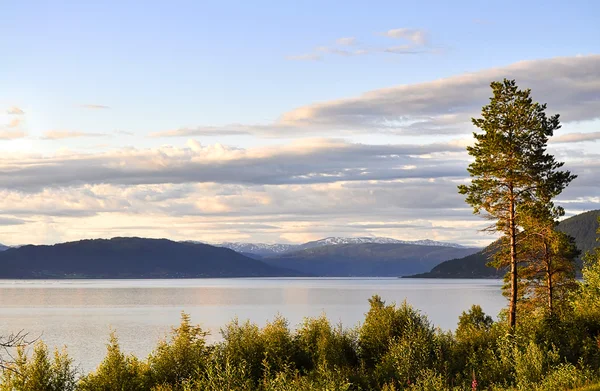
[216, 242, 298, 257]
[213, 236, 474, 257]
[297, 237, 470, 250]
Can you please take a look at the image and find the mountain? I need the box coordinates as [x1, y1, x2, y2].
[410, 210, 600, 278]
[296, 237, 471, 250]
[0, 237, 304, 279]
[261, 243, 481, 277]
[215, 236, 473, 258]
[215, 242, 298, 257]
[0, 243, 8, 251]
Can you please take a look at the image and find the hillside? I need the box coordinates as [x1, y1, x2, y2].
[410, 210, 600, 278]
[215, 236, 473, 257]
[0, 243, 8, 251]
[214, 242, 297, 257]
[0, 237, 303, 279]
[262, 243, 481, 277]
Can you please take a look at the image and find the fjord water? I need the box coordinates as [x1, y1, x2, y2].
[0, 278, 504, 372]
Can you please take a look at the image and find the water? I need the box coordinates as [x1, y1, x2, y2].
[0, 278, 504, 372]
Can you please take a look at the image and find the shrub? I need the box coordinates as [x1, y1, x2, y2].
[0, 341, 77, 391]
[147, 312, 210, 388]
[78, 331, 147, 391]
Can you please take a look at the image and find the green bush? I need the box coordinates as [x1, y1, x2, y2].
[78, 331, 147, 391]
[147, 312, 210, 388]
[2, 294, 600, 391]
[0, 341, 77, 391]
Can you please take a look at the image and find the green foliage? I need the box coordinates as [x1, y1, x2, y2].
[515, 206, 580, 317]
[219, 318, 266, 384]
[572, 217, 600, 321]
[2, 292, 600, 390]
[78, 331, 147, 391]
[458, 78, 576, 328]
[147, 312, 210, 388]
[536, 363, 593, 391]
[0, 341, 77, 391]
[295, 315, 357, 373]
[359, 295, 432, 368]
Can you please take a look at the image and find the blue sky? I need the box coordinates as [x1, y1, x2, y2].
[0, 0, 599, 245]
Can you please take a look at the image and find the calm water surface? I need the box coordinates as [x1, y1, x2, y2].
[0, 278, 504, 372]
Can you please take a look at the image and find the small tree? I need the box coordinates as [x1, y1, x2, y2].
[0, 341, 76, 391]
[571, 217, 600, 319]
[518, 205, 579, 316]
[458, 79, 576, 329]
[147, 312, 210, 387]
[78, 331, 147, 391]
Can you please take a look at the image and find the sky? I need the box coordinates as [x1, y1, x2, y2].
[1, 0, 599, 246]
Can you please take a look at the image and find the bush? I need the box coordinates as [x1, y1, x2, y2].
[294, 315, 357, 373]
[147, 312, 210, 388]
[0, 341, 77, 391]
[78, 331, 147, 391]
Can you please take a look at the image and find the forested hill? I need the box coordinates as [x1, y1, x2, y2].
[409, 210, 600, 278]
[0, 237, 304, 278]
[262, 243, 481, 277]
[556, 210, 600, 255]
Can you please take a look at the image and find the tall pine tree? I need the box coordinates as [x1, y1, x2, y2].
[458, 79, 576, 329]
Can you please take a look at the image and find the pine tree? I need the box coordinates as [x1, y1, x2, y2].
[518, 204, 579, 316]
[458, 79, 576, 329]
[571, 217, 600, 319]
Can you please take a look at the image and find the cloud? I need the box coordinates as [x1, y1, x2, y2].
[150, 126, 251, 138]
[41, 131, 108, 140]
[81, 104, 110, 109]
[0, 138, 467, 192]
[115, 130, 135, 136]
[473, 18, 494, 25]
[0, 217, 28, 226]
[287, 28, 432, 61]
[383, 45, 427, 54]
[0, 153, 595, 246]
[379, 28, 428, 45]
[552, 131, 600, 143]
[6, 107, 24, 115]
[285, 53, 323, 61]
[0, 130, 27, 139]
[336, 37, 356, 46]
[7, 118, 21, 128]
[174, 55, 600, 137]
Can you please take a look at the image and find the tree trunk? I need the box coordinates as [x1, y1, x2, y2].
[546, 243, 553, 315]
[509, 192, 517, 330]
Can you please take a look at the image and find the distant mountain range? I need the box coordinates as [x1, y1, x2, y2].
[260, 242, 481, 277]
[410, 210, 600, 278]
[0, 237, 303, 279]
[214, 236, 475, 257]
[0, 243, 8, 251]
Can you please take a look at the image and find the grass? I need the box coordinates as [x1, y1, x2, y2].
[571, 385, 600, 391]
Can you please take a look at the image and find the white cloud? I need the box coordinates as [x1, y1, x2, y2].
[159, 55, 600, 138]
[42, 130, 108, 140]
[150, 126, 250, 138]
[6, 106, 25, 115]
[552, 131, 600, 143]
[0, 130, 27, 139]
[8, 118, 22, 128]
[287, 28, 432, 60]
[380, 28, 428, 45]
[285, 53, 323, 61]
[81, 104, 110, 109]
[336, 37, 356, 46]
[0, 138, 468, 191]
